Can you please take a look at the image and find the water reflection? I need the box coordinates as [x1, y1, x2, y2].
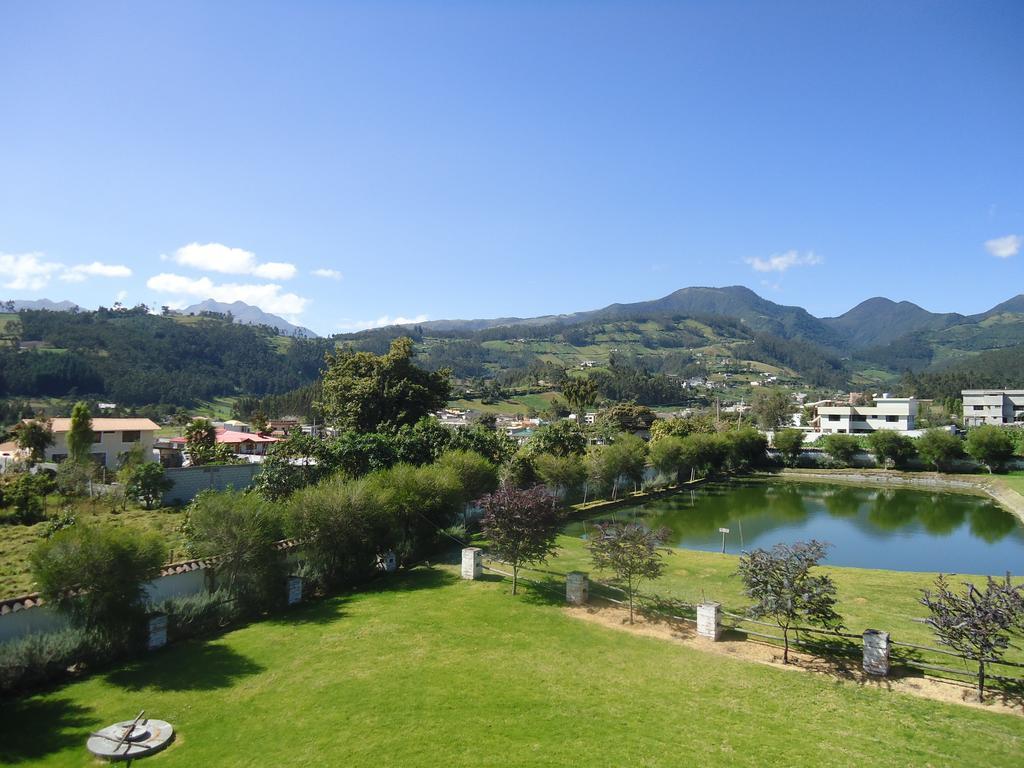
[572, 480, 1024, 574]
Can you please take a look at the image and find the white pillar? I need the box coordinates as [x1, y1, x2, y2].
[461, 547, 482, 580]
[566, 572, 589, 605]
[147, 614, 168, 651]
[287, 576, 303, 606]
[696, 602, 721, 640]
[862, 629, 890, 676]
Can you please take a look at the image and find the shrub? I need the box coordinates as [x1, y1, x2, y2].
[819, 433, 860, 467]
[773, 429, 805, 467]
[156, 589, 242, 642]
[916, 428, 963, 472]
[0, 627, 113, 694]
[867, 430, 916, 469]
[965, 425, 1015, 473]
[126, 462, 172, 508]
[183, 490, 285, 614]
[30, 524, 166, 643]
[7, 473, 52, 523]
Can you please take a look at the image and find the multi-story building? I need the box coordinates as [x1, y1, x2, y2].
[24, 417, 160, 469]
[817, 396, 918, 434]
[962, 389, 1024, 426]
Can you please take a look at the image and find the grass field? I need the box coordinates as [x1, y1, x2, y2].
[998, 471, 1024, 496]
[0, 501, 187, 596]
[2, 566, 1021, 767]
[544, 536, 1023, 656]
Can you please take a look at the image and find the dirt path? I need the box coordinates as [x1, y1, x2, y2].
[565, 602, 1024, 717]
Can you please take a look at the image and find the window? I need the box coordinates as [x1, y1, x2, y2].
[973, 405, 983, 411]
[886, 415, 899, 422]
[828, 415, 840, 421]
[121, 430, 140, 443]
[92, 432, 102, 443]
[852, 415, 867, 422]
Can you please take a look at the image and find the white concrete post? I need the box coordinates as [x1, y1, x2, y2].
[461, 547, 482, 580]
[287, 576, 303, 606]
[566, 572, 589, 605]
[862, 629, 890, 676]
[147, 613, 168, 651]
[696, 602, 721, 640]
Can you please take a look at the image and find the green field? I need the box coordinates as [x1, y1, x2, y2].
[0, 502, 187, 597]
[2, 566, 1021, 767]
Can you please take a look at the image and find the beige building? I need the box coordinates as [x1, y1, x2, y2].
[26, 417, 160, 469]
[962, 389, 1024, 427]
[817, 396, 918, 434]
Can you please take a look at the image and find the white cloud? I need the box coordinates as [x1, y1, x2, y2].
[2, 252, 133, 289]
[312, 268, 343, 280]
[985, 234, 1022, 259]
[335, 314, 429, 332]
[169, 242, 297, 280]
[0, 252, 64, 290]
[146, 272, 309, 317]
[59, 261, 133, 282]
[744, 250, 823, 273]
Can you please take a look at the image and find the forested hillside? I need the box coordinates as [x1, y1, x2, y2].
[0, 307, 334, 406]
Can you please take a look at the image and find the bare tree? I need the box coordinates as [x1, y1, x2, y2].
[920, 574, 1024, 701]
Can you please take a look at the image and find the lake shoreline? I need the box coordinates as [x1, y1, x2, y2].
[767, 468, 1024, 525]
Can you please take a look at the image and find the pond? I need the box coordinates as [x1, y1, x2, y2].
[567, 480, 1024, 574]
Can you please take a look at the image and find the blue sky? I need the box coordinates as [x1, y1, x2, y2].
[1, 1, 1022, 335]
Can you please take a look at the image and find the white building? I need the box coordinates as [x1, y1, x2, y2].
[24, 417, 160, 469]
[817, 396, 918, 434]
[962, 389, 1024, 427]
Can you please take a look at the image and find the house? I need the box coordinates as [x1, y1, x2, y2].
[0, 440, 27, 469]
[962, 389, 1024, 427]
[169, 428, 281, 462]
[817, 395, 918, 434]
[21, 417, 160, 469]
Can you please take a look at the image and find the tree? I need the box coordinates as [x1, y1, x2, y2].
[585, 434, 648, 499]
[251, 411, 269, 435]
[66, 401, 95, 465]
[737, 540, 842, 664]
[480, 485, 561, 595]
[679, 432, 729, 478]
[773, 428, 805, 467]
[7, 472, 49, 523]
[650, 415, 716, 442]
[523, 420, 587, 458]
[722, 426, 769, 471]
[561, 377, 598, 419]
[751, 388, 794, 430]
[867, 430, 916, 469]
[56, 459, 92, 498]
[920, 574, 1024, 701]
[30, 524, 165, 642]
[965, 425, 1014, 473]
[598, 402, 657, 434]
[533, 453, 587, 500]
[916, 428, 963, 472]
[648, 435, 687, 484]
[588, 521, 670, 624]
[184, 490, 285, 613]
[319, 337, 452, 433]
[819, 433, 860, 467]
[184, 418, 217, 465]
[15, 417, 53, 463]
[126, 463, 172, 509]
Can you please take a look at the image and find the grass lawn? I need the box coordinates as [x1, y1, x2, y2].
[545, 536, 1022, 653]
[997, 471, 1024, 496]
[2, 566, 1022, 767]
[0, 502, 186, 597]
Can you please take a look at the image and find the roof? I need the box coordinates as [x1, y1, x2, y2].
[22, 417, 160, 432]
[0, 441, 22, 454]
[169, 428, 280, 445]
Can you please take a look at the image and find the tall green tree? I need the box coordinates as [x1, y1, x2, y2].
[561, 377, 598, 419]
[751, 388, 794, 430]
[819, 433, 860, 467]
[319, 337, 451, 433]
[66, 401, 95, 465]
[867, 430, 916, 469]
